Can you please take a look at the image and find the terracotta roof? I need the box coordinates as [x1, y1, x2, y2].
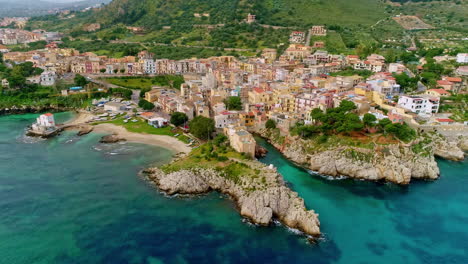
[436, 118, 454, 123]
[253, 87, 265, 93]
[44, 113, 53, 116]
[444, 77, 462, 83]
[140, 112, 154, 117]
[437, 80, 453, 86]
[427, 89, 449, 95]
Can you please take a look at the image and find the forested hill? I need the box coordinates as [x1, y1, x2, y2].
[94, 0, 388, 28]
[29, 0, 388, 31]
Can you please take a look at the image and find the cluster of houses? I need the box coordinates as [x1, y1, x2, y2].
[0, 17, 28, 28]
[1, 24, 466, 154]
[0, 28, 61, 45]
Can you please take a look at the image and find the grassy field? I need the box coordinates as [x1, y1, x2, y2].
[161, 143, 259, 186]
[96, 116, 191, 143]
[310, 31, 348, 53]
[258, 0, 387, 27]
[103, 77, 154, 90]
[102, 75, 185, 90]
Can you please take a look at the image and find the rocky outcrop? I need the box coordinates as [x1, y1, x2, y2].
[426, 133, 465, 161]
[0, 105, 71, 115]
[305, 146, 439, 185]
[255, 145, 268, 158]
[260, 130, 445, 185]
[99, 134, 126, 143]
[459, 137, 468, 152]
[144, 163, 321, 238]
[76, 125, 94, 136]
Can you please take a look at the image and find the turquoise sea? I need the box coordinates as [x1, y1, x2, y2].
[0, 113, 467, 264]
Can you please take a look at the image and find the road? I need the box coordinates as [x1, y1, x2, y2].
[305, 28, 312, 46]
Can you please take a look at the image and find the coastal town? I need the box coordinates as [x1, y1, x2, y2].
[1, 0, 468, 261]
[1, 20, 467, 159]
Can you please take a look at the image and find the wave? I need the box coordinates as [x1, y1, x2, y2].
[307, 169, 348, 181]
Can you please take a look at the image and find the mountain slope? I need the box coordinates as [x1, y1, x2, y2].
[29, 0, 388, 31]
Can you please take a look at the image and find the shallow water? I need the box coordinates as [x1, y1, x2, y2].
[0, 113, 466, 264]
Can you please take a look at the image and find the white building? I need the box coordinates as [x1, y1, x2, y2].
[397, 95, 440, 115]
[143, 59, 156, 74]
[38, 113, 55, 127]
[214, 111, 239, 128]
[456, 53, 468, 64]
[367, 79, 400, 96]
[31, 113, 56, 132]
[1, 79, 9, 88]
[104, 102, 126, 112]
[388, 63, 406, 74]
[212, 102, 226, 115]
[148, 117, 168, 128]
[0, 44, 9, 53]
[40, 71, 56, 86]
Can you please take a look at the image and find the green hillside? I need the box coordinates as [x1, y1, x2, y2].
[29, 0, 388, 31]
[25, 0, 468, 57]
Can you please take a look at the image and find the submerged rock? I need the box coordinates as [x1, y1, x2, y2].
[76, 125, 94, 136]
[255, 145, 268, 158]
[99, 134, 126, 143]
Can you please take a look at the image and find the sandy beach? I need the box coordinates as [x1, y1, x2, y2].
[65, 111, 95, 126]
[93, 123, 192, 154]
[64, 111, 191, 154]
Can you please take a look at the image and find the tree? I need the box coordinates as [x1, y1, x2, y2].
[120, 69, 125, 74]
[393, 72, 418, 92]
[100, 69, 106, 73]
[138, 99, 155, 110]
[170, 112, 188, 127]
[74, 74, 88, 87]
[266, 119, 276, 129]
[378, 118, 392, 131]
[213, 134, 228, 146]
[311, 108, 325, 124]
[140, 87, 150, 98]
[337, 100, 357, 112]
[189, 116, 215, 140]
[383, 123, 416, 142]
[363, 113, 377, 128]
[336, 113, 363, 134]
[224, 96, 242, 110]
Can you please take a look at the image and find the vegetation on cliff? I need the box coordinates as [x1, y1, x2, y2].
[291, 100, 416, 143]
[161, 141, 265, 190]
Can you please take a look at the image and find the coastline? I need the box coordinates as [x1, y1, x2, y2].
[93, 123, 192, 155]
[61, 111, 192, 155]
[257, 129, 467, 185]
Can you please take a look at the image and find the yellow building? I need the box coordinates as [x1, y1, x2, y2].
[145, 89, 160, 103]
[239, 112, 256, 127]
[224, 126, 256, 158]
[248, 88, 274, 105]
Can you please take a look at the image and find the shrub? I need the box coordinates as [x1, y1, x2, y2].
[266, 119, 276, 129]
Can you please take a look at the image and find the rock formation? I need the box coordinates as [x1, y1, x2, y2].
[76, 125, 94, 136]
[255, 144, 268, 158]
[143, 162, 321, 238]
[258, 130, 459, 185]
[99, 134, 126, 143]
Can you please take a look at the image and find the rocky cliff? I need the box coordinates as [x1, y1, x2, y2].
[0, 105, 71, 115]
[259, 130, 460, 185]
[429, 133, 466, 161]
[143, 161, 321, 238]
